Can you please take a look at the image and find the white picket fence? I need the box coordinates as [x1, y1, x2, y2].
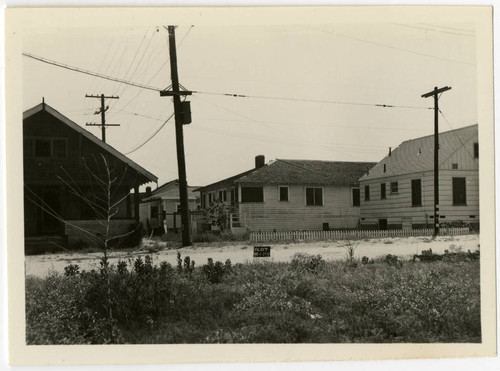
[249, 227, 471, 242]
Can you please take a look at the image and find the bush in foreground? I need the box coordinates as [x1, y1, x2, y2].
[26, 253, 481, 344]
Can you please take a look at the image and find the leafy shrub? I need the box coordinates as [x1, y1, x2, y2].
[290, 253, 325, 273]
[202, 258, 232, 284]
[384, 254, 402, 268]
[64, 264, 80, 276]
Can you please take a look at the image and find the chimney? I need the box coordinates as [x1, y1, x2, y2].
[255, 155, 265, 169]
[388, 147, 392, 157]
[146, 186, 152, 198]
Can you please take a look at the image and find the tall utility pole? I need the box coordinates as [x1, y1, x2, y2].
[85, 94, 120, 143]
[421, 86, 451, 236]
[160, 25, 193, 247]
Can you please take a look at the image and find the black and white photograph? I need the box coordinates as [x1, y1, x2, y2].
[3, 5, 496, 367]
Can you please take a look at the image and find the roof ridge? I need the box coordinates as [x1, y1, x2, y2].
[276, 159, 331, 178]
[400, 123, 478, 145]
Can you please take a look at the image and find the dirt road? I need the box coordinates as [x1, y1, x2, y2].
[25, 234, 479, 277]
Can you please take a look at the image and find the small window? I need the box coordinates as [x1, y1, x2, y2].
[306, 187, 323, 206]
[279, 186, 289, 202]
[383, 164, 386, 173]
[35, 138, 51, 157]
[390, 182, 398, 194]
[364, 185, 370, 201]
[452, 177, 467, 205]
[218, 190, 223, 201]
[176, 204, 182, 212]
[208, 193, 213, 203]
[380, 183, 386, 200]
[411, 179, 422, 206]
[241, 187, 264, 203]
[52, 139, 67, 158]
[452, 163, 458, 170]
[473, 142, 479, 158]
[352, 188, 360, 207]
[223, 190, 227, 202]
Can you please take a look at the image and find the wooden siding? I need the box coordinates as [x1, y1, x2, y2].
[64, 219, 134, 244]
[359, 170, 479, 227]
[238, 184, 360, 232]
[440, 133, 479, 170]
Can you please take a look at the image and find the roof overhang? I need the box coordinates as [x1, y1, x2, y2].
[24, 103, 158, 185]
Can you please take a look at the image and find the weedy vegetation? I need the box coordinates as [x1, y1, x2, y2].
[26, 249, 481, 344]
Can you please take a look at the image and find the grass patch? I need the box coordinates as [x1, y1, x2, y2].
[26, 253, 481, 344]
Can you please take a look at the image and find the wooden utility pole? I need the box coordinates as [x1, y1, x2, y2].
[85, 94, 120, 143]
[421, 86, 451, 236]
[160, 25, 193, 247]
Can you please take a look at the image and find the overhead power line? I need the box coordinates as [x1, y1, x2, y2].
[23, 52, 162, 92]
[193, 90, 432, 110]
[25, 51, 432, 110]
[124, 111, 175, 155]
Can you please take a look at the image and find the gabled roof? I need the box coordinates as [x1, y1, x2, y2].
[359, 124, 478, 181]
[144, 179, 200, 201]
[237, 159, 376, 187]
[195, 168, 257, 193]
[23, 102, 158, 184]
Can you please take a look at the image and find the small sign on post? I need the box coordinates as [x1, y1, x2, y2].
[253, 246, 271, 258]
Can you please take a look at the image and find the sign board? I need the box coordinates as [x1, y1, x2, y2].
[253, 246, 271, 257]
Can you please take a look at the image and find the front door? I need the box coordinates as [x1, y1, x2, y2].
[40, 188, 61, 234]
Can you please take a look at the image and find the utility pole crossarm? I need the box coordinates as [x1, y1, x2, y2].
[421, 86, 451, 98]
[85, 94, 120, 143]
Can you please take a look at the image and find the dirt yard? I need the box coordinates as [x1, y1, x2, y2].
[25, 234, 480, 278]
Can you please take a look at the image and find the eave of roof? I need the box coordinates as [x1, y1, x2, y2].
[236, 159, 377, 187]
[24, 102, 158, 184]
[195, 168, 257, 192]
[359, 124, 478, 181]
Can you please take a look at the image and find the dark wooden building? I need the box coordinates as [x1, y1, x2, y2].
[23, 101, 157, 251]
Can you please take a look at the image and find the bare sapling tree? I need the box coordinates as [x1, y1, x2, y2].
[25, 153, 143, 343]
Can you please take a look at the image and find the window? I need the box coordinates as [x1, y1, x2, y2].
[35, 138, 51, 157]
[223, 190, 227, 202]
[452, 163, 458, 170]
[411, 179, 422, 206]
[27, 137, 68, 158]
[352, 188, 360, 206]
[209, 193, 213, 203]
[176, 203, 182, 212]
[279, 186, 289, 202]
[474, 142, 479, 159]
[364, 185, 370, 201]
[452, 177, 467, 205]
[390, 182, 398, 194]
[380, 183, 386, 200]
[306, 187, 323, 206]
[383, 164, 386, 173]
[52, 139, 67, 158]
[241, 187, 264, 203]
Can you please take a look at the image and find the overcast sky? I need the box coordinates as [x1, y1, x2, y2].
[22, 19, 478, 187]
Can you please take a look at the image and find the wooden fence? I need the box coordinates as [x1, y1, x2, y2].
[249, 227, 471, 242]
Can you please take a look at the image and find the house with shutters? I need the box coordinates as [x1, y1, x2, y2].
[197, 156, 375, 232]
[358, 124, 479, 230]
[23, 101, 157, 252]
[139, 179, 201, 233]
